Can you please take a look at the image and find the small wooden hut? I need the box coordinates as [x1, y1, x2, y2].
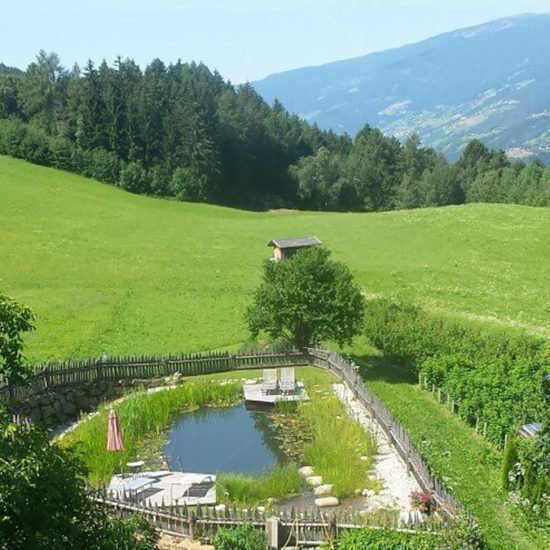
[268, 236, 321, 261]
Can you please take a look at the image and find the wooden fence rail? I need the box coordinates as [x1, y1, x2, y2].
[306, 348, 464, 516]
[0, 349, 307, 405]
[93, 491, 450, 548]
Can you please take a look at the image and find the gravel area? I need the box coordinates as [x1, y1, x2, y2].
[333, 383, 420, 511]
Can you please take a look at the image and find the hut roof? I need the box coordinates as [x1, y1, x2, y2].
[267, 236, 321, 249]
[518, 422, 542, 438]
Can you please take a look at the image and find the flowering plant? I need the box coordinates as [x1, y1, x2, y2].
[409, 490, 434, 513]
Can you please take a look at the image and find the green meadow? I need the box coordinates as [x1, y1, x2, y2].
[1, 155, 549, 361]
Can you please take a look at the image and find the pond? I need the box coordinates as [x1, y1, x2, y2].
[163, 403, 284, 475]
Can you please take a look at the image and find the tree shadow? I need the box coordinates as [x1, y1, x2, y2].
[350, 353, 417, 385]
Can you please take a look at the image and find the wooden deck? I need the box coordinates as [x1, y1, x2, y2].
[108, 471, 216, 506]
[243, 381, 309, 404]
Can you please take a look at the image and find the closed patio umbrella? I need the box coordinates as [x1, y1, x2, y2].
[107, 408, 124, 452]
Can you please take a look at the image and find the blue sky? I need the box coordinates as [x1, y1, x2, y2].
[2, 1, 550, 82]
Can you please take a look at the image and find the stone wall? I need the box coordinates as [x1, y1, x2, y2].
[7, 376, 175, 429]
[8, 381, 124, 428]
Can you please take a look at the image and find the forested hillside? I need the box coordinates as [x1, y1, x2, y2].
[0, 51, 548, 211]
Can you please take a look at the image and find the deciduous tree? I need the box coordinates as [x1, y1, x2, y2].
[246, 247, 365, 348]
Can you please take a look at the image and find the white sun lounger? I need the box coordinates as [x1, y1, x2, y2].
[280, 367, 296, 394]
[262, 369, 278, 394]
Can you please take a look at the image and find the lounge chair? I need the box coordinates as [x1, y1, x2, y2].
[280, 367, 296, 394]
[262, 369, 278, 394]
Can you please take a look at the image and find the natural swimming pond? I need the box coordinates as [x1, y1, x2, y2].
[163, 403, 284, 475]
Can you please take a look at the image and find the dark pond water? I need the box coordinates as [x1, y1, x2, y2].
[163, 404, 284, 475]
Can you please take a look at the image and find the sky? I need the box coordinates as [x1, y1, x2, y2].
[2, 1, 550, 83]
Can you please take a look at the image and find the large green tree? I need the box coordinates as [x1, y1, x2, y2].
[247, 247, 365, 348]
[0, 294, 35, 394]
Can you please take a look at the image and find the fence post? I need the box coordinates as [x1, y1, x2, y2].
[265, 516, 281, 550]
[188, 509, 196, 540]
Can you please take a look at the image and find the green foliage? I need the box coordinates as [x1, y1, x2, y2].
[336, 528, 441, 549]
[301, 391, 377, 498]
[502, 437, 519, 489]
[0, 410, 158, 550]
[335, 521, 484, 549]
[211, 523, 266, 550]
[0, 293, 35, 389]
[364, 298, 549, 446]
[351, 352, 542, 549]
[217, 465, 302, 506]
[1, 51, 547, 212]
[247, 247, 365, 348]
[62, 380, 241, 483]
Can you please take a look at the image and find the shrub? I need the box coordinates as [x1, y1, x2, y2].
[364, 298, 548, 446]
[211, 524, 266, 550]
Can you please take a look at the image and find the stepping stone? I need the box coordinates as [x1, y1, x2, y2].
[314, 484, 333, 496]
[306, 476, 323, 487]
[314, 497, 339, 508]
[298, 466, 314, 478]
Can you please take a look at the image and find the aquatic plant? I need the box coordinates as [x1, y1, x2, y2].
[61, 380, 241, 484]
[217, 465, 302, 506]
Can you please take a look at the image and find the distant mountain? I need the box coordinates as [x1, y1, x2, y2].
[253, 14, 550, 162]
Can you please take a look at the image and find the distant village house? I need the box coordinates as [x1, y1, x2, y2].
[268, 236, 321, 261]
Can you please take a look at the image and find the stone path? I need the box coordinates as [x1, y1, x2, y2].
[333, 383, 419, 511]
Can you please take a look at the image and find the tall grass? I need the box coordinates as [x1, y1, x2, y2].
[217, 465, 302, 506]
[61, 380, 241, 484]
[302, 390, 378, 499]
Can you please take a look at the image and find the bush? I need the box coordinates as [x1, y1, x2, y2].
[211, 524, 266, 550]
[364, 298, 549, 446]
[335, 522, 484, 549]
[0, 411, 158, 550]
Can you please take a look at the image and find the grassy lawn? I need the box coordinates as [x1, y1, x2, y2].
[349, 344, 544, 550]
[61, 367, 377, 506]
[1, 156, 550, 361]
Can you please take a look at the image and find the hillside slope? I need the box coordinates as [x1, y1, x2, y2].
[1, 156, 549, 360]
[253, 14, 550, 162]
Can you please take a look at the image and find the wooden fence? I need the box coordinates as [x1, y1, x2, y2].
[418, 372, 510, 448]
[93, 489, 451, 548]
[0, 349, 307, 405]
[307, 348, 464, 517]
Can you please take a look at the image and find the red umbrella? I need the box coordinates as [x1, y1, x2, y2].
[107, 408, 124, 452]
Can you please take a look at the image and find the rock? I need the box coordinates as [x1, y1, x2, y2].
[41, 405, 55, 419]
[62, 402, 76, 416]
[314, 484, 334, 496]
[362, 489, 376, 497]
[305, 476, 323, 487]
[298, 466, 314, 478]
[314, 497, 339, 508]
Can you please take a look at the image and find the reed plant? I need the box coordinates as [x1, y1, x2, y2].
[61, 380, 241, 484]
[217, 465, 302, 506]
[301, 389, 378, 498]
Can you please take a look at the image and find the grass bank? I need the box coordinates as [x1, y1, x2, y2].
[349, 343, 545, 550]
[2, 156, 549, 361]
